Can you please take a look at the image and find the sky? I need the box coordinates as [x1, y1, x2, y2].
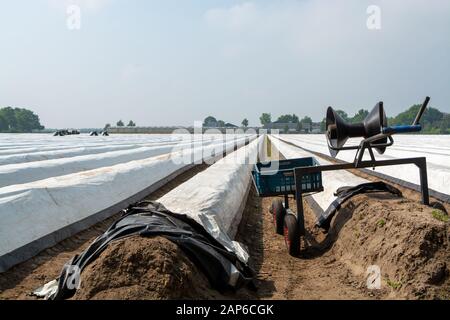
[0, 0, 449, 128]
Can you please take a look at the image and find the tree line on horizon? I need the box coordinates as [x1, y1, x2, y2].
[0, 107, 44, 133]
[204, 103, 450, 134]
[257, 104, 450, 134]
[202, 116, 248, 129]
[2, 104, 449, 134]
[103, 120, 137, 130]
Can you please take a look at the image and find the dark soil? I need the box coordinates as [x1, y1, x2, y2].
[0, 164, 209, 300]
[72, 236, 218, 300]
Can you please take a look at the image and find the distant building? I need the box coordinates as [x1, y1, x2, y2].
[264, 121, 299, 133]
[311, 122, 322, 134]
[107, 126, 250, 134]
[263, 121, 322, 134]
[300, 122, 311, 133]
[203, 120, 218, 128]
[108, 126, 187, 134]
[203, 120, 239, 129]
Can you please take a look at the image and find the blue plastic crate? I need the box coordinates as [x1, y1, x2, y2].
[252, 157, 323, 197]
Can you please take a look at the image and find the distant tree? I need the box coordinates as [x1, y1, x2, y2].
[260, 113, 272, 126]
[391, 105, 443, 126]
[127, 120, 136, 127]
[15, 108, 43, 132]
[0, 107, 44, 132]
[300, 116, 313, 125]
[284, 125, 289, 134]
[117, 120, 124, 127]
[320, 118, 327, 132]
[439, 114, 450, 134]
[299, 116, 313, 132]
[0, 107, 16, 131]
[104, 123, 111, 130]
[217, 120, 226, 128]
[0, 114, 6, 131]
[277, 115, 290, 123]
[203, 116, 218, 127]
[277, 114, 299, 123]
[350, 109, 369, 123]
[390, 104, 445, 133]
[242, 118, 249, 128]
[335, 110, 349, 122]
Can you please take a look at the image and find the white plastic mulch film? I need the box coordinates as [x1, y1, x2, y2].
[0, 133, 256, 272]
[269, 135, 368, 211]
[159, 136, 264, 265]
[277, 134, 450, 197]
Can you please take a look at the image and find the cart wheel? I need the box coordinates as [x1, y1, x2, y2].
[283, 214, 300, 256]
[271, 199, 286, 235]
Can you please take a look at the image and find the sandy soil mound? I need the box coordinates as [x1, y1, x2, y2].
[73, 236, 223, 300]
[0, 164, 213, 300]
[329, 193, 449, 299]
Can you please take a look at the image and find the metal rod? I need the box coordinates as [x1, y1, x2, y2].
[413, 96, 431, 126]
[417, 158, 430, 205]
[296, 157, 425, 173]
[294, 157, 430, 205]
[294, 171, 306, 236]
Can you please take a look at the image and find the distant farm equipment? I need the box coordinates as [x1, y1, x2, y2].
[53, 130, 109, 137]
[53, 129, 80, 136]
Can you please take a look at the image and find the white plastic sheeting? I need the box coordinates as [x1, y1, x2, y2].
[0, 140, 228, 188]
[159, 136, 263, 264]
[0, 134, 206, 165]
[0, 134, 179, 157]
[0, 142, 186, 166]
[0, 134, 255, 271]
[279, 134, 450, 196]
[270, 135, 368, 211]
[0, 134, 248, 188]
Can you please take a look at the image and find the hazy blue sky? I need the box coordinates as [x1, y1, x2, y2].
[1, 0, 449, 128]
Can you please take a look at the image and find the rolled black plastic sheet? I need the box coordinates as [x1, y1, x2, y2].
[318, 182, 402, 230]
[35, 201, 254, 300]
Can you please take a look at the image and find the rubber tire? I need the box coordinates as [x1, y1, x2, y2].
[272, 199, 286, 235]
[283, 214, 300, 256]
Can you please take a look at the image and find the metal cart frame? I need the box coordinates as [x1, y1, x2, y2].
[253, 97, 432, 256]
